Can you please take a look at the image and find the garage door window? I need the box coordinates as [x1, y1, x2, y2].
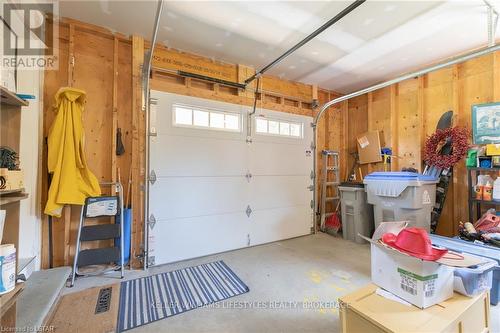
[173, 104, 241, 132]
[255, 118, 303, 138]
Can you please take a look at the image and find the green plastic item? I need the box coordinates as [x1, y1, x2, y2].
[466, 149, 478, 167]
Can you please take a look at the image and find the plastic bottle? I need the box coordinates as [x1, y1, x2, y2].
[475, 175, 484, 200]
[484, 180, 493, 201]
[493, 176, 500, 201]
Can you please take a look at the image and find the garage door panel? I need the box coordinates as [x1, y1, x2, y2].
[249, 175, 311, 210]
[148, 91, 313, 266]
[149, 213, 249, 264]
[150, 134, 247, 177]
[249, 142, 311, 175]
[151, 91, 249, 139]
[149, 177, 248, 220]
[249, 206, 312, 246]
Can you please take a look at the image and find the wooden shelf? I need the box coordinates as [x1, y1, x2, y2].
[468, 167, 500, 171]
[0, 188, 25, 195]
[0, 85, 28, 107]
[469, 198, 500, 204]
[0, 283, 24, 317]
[0, 193, 28, 206]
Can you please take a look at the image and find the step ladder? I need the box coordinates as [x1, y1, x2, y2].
[319, 150, 340, 231]
[70, 182, 124, 287]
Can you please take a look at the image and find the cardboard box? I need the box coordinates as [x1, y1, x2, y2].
[356, 130, 382, 164]
[0, 169, 24, 191]
[486, 143, 500, 156]
[364, 222, 454, 308]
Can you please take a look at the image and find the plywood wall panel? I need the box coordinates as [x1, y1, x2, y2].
[423, 68, 456, 236]
[453, 55, 494, 229]
[41, 22, 70, 269]
[397, 78, 421, 170]
[369, 87, 392, 159]
[347, 51, 500, 236]
[73, 29, 114, 182]
[347, 95, 368, 178]
[42, 21, 133, 267]
[117, 40, 133, 195]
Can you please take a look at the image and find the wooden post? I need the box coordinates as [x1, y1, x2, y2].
[417, 76, 425, 172]
[67, 24, 75, 87]
[389, 85, 398, 171]
[451, 64, 460, 231]
[112, 37, 119, 184]
[341, 100, 349, 180]
[130, 35, 145, 269]
[367, 92, 373, 131]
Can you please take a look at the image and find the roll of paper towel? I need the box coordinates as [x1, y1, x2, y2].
[0, 244, 16, 295]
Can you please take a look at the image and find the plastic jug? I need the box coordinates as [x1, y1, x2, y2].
[0, 244, 16, 295]
[494, 177, 500, 201]
[484, 180, 493, 201]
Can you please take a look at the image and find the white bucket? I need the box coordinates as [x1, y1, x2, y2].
[0, 244, 16, 295]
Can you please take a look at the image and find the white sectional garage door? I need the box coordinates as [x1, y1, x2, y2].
[148, 91, 313, 266]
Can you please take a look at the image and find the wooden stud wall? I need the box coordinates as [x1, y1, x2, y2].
[340, 52, 500, 236]
[41, 19, 133, 268]
[41, 18, 339, 268]
[41, 18, 499, 269]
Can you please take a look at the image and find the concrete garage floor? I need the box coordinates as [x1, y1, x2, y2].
[65, 233, 500, 333]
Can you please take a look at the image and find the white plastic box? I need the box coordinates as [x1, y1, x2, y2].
[453, 255, 496, 297]
[364, 172, 438, 231]
[364, 222, 454, 309]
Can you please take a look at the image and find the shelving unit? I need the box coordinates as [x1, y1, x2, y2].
[467, 167, 500, 223]
[0, 86, 28, 107]
[0, 84, 29, 273]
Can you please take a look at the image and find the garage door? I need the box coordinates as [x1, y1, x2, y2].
[148, 91, 313, 266]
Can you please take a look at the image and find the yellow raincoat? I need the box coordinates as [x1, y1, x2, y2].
[44, 87, 101, 217]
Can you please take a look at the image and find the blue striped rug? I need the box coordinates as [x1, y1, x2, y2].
[117, 260, 249, 332]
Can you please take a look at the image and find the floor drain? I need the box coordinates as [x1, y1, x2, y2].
[95, 287, 112, 314]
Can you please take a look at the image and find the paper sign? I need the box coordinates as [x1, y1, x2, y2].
[358, 136, 369, 149]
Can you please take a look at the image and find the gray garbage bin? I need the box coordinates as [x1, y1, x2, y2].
[339, 183, 374, 244]
[363, 172, 438, 231]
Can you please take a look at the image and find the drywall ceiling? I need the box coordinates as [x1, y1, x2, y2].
[59, 0, 500, 93]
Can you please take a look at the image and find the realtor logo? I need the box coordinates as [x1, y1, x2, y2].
[3, 2, 55, 55]
[1, 2, 58, 70]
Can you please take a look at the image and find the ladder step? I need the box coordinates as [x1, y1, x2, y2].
[80, 224, 120, 241]
[322, 150, 339, 156]
[325, 196, 339, 201]
[325, 181, 340, 186]
[77, 247, 121, 267]
[326, 167, 339, 171]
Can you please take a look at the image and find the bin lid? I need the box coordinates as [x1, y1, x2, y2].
[339, 181, 364, 188]
[364, 172, 438, 182]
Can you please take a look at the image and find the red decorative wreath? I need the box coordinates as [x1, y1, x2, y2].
[424, 127, 469, 169]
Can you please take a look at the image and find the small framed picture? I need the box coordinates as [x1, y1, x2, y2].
[472, 102, 500, 144]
